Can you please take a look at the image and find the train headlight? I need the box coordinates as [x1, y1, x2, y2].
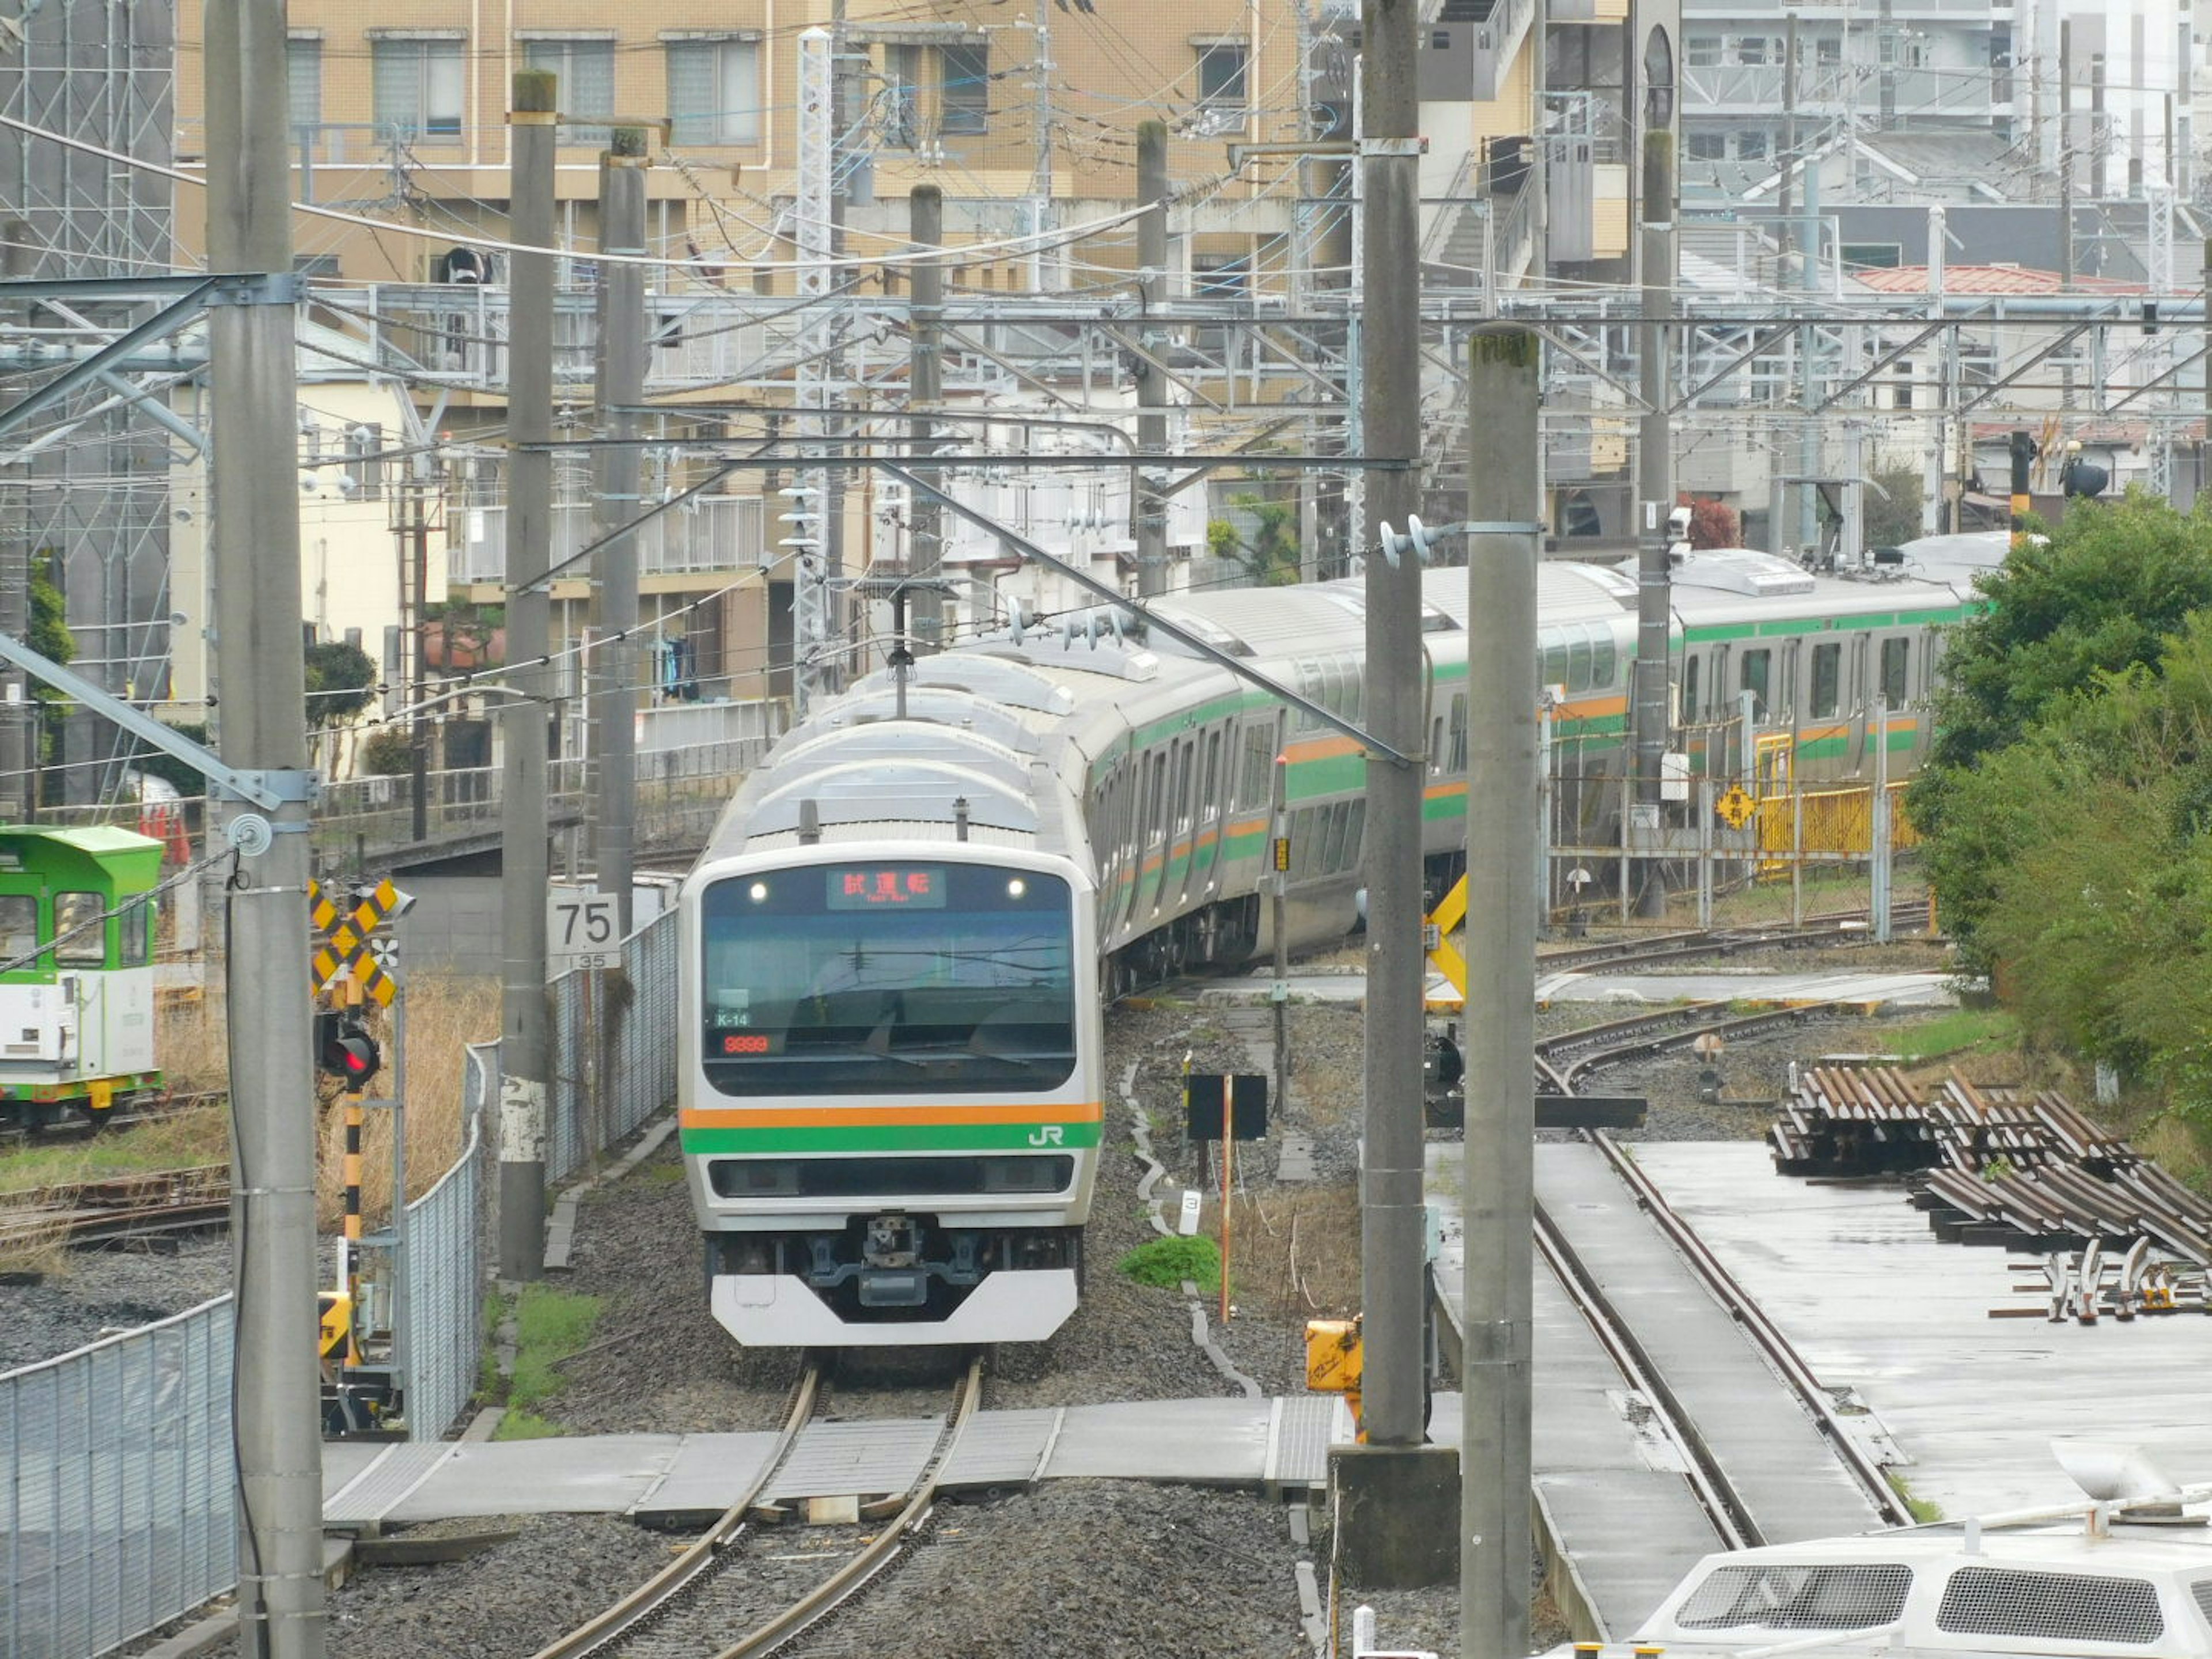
[1006, 878, 1027, 898]
[747, 881, 770, 902]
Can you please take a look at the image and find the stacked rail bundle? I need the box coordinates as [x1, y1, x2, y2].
[1767, 1064, 1945, 1176]
[1767, 1063, 2212, 1265]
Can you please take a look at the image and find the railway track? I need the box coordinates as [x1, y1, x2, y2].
[0, 1088, 225, 1150]
[535, 1355, 984, 1659]
[1535, 897, 1937, 977]
[1528, 1007, 1916, 1544]
[0, 1164, 231, 1252]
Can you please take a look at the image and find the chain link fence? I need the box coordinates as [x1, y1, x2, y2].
[403, 1042, 496, 1442]
[1, 1299, 236, 1659]
[546, 909, 679, 1183]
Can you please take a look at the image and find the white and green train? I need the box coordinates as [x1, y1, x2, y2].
[0, 825, 165, 1128]
[676, 536, 2002, 1348]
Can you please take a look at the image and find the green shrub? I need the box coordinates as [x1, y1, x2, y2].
[1118, 1234, 1222, 1294]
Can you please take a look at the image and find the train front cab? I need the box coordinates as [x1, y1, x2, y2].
[0, 825, 164, 1126]
[680, 843, 1101, 1347]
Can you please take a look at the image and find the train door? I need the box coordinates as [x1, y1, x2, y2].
[1152, 739, 1192, 916]
[1192, 724, 1227, 897]
[1878, 634, 1913, 759]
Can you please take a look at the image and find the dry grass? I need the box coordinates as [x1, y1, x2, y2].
[1207, 1183, 1364, 1323]
[315, 974, 500, 1228]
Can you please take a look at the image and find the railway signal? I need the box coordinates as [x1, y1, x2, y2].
[315, 1010, 381, 1091]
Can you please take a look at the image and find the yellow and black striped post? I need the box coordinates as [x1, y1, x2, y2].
[340, 974, 365, 1370]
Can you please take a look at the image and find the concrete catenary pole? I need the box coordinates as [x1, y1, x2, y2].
[499, 69, 557, 1281]
[203, 3, 325, 1653]
[1633, 125, 1676, 917]
[590, 130, 647, 936]
[909, 185, 944, 649]
[1135, 121, 1170, 597]
[1331, 0, 1455, 1593]
[1461, 322, 1539, 1659]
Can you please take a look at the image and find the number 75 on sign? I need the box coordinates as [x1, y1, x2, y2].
[548, 889, 622, 971]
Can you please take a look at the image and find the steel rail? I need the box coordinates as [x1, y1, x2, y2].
[1530, 997, 1921, 1534]
[715, 1353, 987, 1659]
[1532, 1198, 1760, 1551]
[528, 1360, 826, 1659]
[1584, 1131, 1915, 1529]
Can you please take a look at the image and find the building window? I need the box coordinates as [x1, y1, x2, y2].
[668, 37, 761, 146]
[1196, 41, 1249, 113]
[1816, 36, 1843, 65]
[1733, 36, 1772, 65]
[372, 37, 465, 141]
[1685, 35, 1721, 67]
[524, 37, 615, 147]
[1193, 253, 1250, 296]
[287, 38, 321, 139]
[940, 42, 989, 136]
[1736, 130, 1768, 161]
[884, 43, 921, 149]
[1687, 130, 1727, 161]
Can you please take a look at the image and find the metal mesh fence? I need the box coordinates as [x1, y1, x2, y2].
[1, 1298, 237, 1659]
[546, 910, 679, 1183]
[403, 1043, 494, 1442]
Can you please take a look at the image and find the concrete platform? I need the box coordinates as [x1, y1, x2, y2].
[1634, 1142, 2212, 1516]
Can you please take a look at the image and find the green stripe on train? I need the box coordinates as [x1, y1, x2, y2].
[682, 1122, 1105, 1155]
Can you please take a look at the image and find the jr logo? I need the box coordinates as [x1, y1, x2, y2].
[1027, 1125, 1065, 1146]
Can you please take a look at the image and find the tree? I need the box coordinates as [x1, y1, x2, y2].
[305, 639, 378, 732]
[1863, 459, 1926, 550]
[1927, 612, 2212, 1119]
[1910, 491, 2212, 854]
[1206, 491, 1301, 586]
[29, 566, 72, 772]
[1683, 496, 1737, 550]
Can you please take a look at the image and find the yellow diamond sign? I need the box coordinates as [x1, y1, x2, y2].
[1715, 785, 1756, 831]
[1426, 873, 1468, 1005]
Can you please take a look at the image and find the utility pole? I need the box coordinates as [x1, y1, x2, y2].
[590, 129, 647, 936]
[1633, 121, 1675, 918]
[203, 2, 325, 1654]
[1135, 121, 1170, 598]
[2059, 22, 2074, 290]
[402, 480, 431, 843]
[909, 185, 945, 649]
[1333, 0, 1455, 1593]
[1029, 0, 1055, 293]
[2090, 52, 2107, 204]
[1462, 322, 1540, 1659]
[499, 68, 556, 1282]
[1877, 0, 1896, 128]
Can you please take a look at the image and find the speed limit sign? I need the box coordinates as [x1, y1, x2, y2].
[548, 888, 621, 971]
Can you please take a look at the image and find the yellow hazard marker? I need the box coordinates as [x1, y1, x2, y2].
[1306, 1315, 1365, 1440]
[1425, 873, 1468, 1009]
[1715, 784, 1755, 831]
[306, 877, 408, 1006]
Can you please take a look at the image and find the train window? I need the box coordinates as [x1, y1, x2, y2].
[1175, 744, 1195, 835]
[1150, 752, 1168, 843]
[119, 899, 152, 967]
[1323, 802, 1350, 872]
[1567, 633, 1592, 694]
[1681, 654, 1700, 719]
[1880, 638, 1909, 709]
[1240, 725, 1270, 808]
[1740, 649, 1771, 718]
[1589, 626, 1616, 690]
[1429, 713, 1445, 777]
[0, 895, 32, 961]
[1540, 632, 1569, 691]
[1448, 695, 1468, 772]
[1203, 730, 1221, 820]
[55, 891, 105, 967]
[1810, 642, 1841, 719]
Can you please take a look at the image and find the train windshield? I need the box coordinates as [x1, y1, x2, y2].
[698, 861, 1077, 1096]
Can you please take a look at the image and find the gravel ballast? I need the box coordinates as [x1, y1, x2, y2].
[47, 967, 1969, 1659]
